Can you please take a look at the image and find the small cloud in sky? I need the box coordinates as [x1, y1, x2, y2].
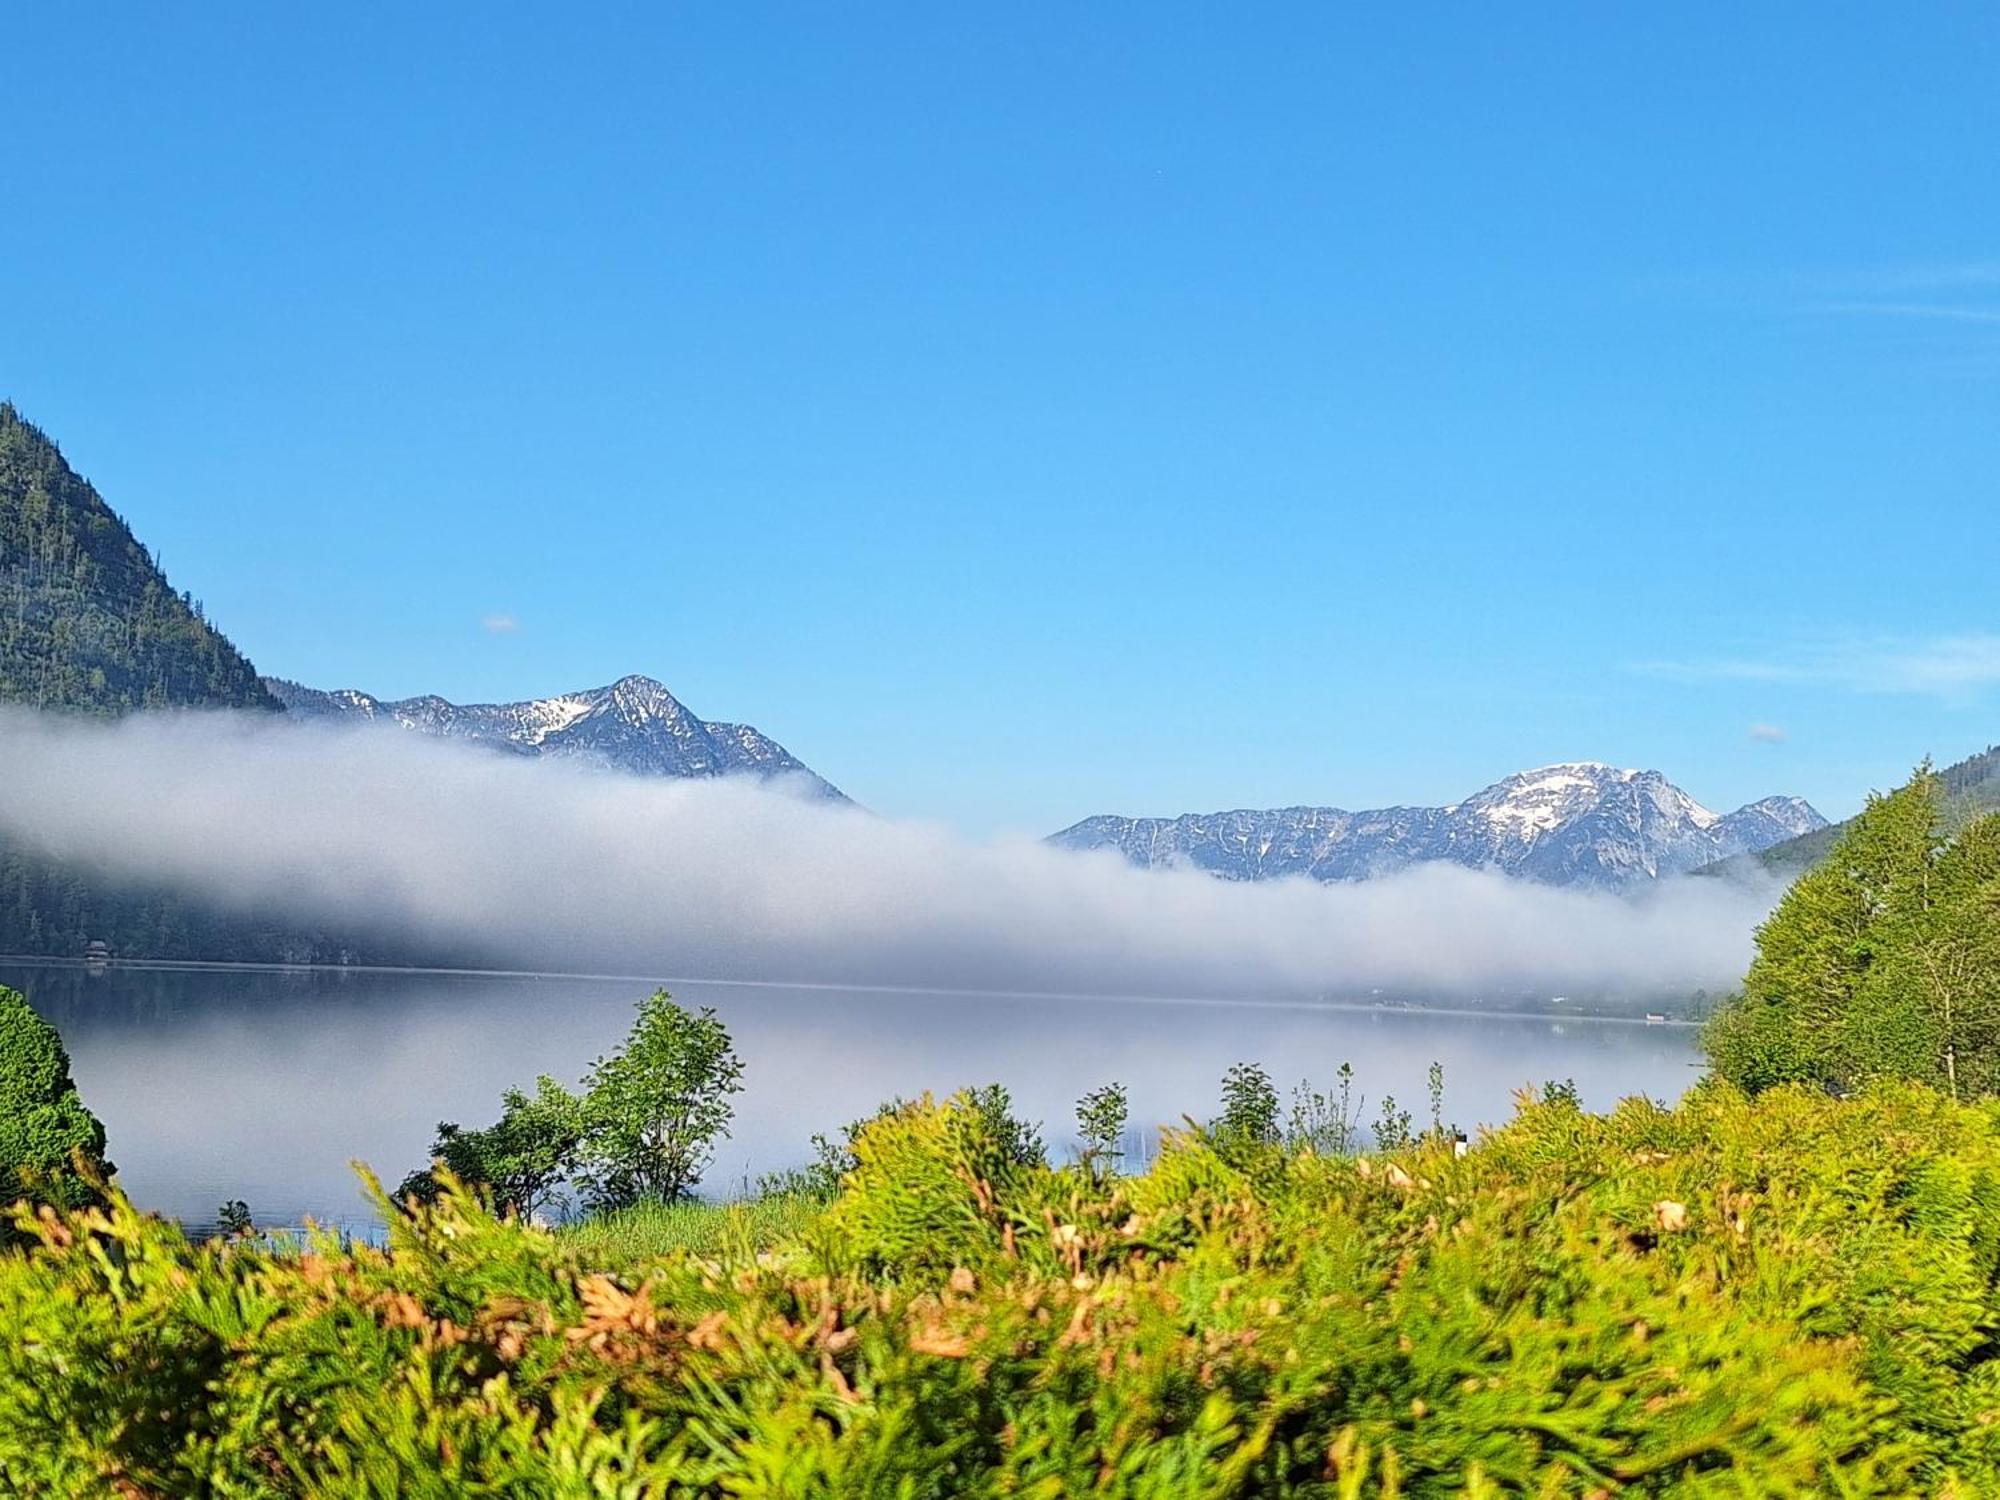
[481, 613, 520, 635]
[1637, 633, 2000, 700]
[1748, 723, 1786, 744]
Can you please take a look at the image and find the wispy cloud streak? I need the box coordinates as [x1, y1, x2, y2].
[1640, 633, 2000, 699]
[1817, 301, 2000, 325]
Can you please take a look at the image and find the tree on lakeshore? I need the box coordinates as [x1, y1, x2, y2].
[1706, 765, 2000, 1097]
[578, 992, 744, 1208]
[0, 985, 110, 1232]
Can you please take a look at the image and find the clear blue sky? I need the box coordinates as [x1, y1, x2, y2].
[4, 6, 1997, 833]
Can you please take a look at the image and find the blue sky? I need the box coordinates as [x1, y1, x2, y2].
[4, 5, 1997, 833]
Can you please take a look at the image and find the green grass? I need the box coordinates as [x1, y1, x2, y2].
[557, 1189, 823, 1264]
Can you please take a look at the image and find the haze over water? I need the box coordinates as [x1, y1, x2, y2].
[5, 961, 1702, 1227]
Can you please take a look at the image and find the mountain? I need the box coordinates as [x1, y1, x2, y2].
[264, 675, 845, 799]
[0, 405, 376, 961]
[0, 403, 277, 712]
[1050, 763, 1826, 890]
[1705, 743, 2000, 879]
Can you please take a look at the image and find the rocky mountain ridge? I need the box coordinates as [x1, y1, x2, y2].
[264, 674, 844, 799]
[1050, 763, 1825, 889]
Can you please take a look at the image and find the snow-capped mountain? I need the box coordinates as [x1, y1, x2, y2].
[265, 675, 845, 799]
[1049, 763, 1825, 889]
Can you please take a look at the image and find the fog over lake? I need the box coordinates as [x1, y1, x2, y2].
[5, 961, 1703, 1227]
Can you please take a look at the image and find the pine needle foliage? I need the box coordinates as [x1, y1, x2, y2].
[7, 1081, 2000, 1493]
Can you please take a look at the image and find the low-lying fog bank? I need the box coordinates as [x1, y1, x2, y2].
[0, 708, 1782, 999]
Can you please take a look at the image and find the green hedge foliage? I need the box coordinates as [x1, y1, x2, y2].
[6, 1081, 2000, 1495]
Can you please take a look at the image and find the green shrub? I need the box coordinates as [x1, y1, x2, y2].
[822, 1090, 1038, 1276]
[398, 1074, 586, 1221]
[10, 1080, 2000, 1492]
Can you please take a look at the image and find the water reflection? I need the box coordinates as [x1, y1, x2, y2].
[3, 961, 1703, 1225]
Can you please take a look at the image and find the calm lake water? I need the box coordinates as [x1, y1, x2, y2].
[3, 961, 1704, 1227]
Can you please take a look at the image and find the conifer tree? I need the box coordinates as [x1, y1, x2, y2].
[0, 986, 110, 1232]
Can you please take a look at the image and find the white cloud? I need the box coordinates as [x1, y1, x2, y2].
[481, 613, 520, 635]
[1749, 723, 1786, 744]
[0, 710, 1779, 999]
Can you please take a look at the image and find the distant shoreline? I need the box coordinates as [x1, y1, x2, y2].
[0, 953, 1706, 1028]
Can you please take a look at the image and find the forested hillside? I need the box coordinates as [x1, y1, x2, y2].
[0, 405, 365, 960]
[0, 404, 276, 713]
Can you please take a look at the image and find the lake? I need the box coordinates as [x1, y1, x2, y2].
[2, 961, 1704, 1228]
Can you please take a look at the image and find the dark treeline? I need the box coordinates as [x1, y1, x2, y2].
[0, 848, 401, 965]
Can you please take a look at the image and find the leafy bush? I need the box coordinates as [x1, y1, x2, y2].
[10, 1080, 2000, 1493]
[398, 991, 742, 1217]
[398, 1074, 586, 1221]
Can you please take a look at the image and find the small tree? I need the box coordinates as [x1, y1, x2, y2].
[578, 992, 743, 1208]
[1217, 1063, 1279, 1145]
[216, 1200, 254, 1239]
[965, 1083, 1046, 1169]
[1076, 1082, 1129, 1182]
[400, 1075, 586, 1222]
[1372, 1093, 1413, 1151]
[0, 985, 111, 1234]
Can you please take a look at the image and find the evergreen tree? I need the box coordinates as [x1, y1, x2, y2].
[0, 985, 110, 1233]
[0, 403, 277, 715]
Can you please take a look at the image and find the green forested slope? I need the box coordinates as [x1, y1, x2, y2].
[0, 404, 363, 959]
[0, 404, 277, 713]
